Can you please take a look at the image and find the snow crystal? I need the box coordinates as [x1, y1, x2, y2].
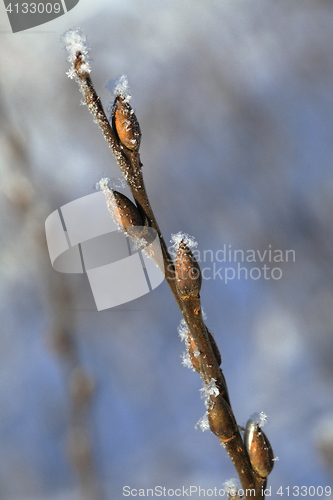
[193, 346, 200, 357]
[195, 412, 210, 432]
[95, 176, 127, 190]
[105, 74, 131, 103]
[200, 378, 219, 409]
[61, 28, 91, 79]
[223, 479, 244, 499]
[250, 411, 268, 428]
[170, 232, 198, 257]
[181, 351, 194, 371]
[96, 177, 124, 232]
[177, 318, 189, 342]
[95, 177, 110, 193]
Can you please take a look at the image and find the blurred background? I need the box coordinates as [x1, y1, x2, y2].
[1, 0, 333, 498]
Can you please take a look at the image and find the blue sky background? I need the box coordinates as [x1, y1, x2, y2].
[0, 1, 333, 498]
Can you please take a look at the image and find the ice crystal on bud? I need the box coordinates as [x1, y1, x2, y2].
[223, 479, 244, 499]
[96, 177, 110, 193]
[62, 28, 91, 79]
[195, 412, 210, 432]
[96, 177, 126, 232]
[95, 177, 127, 191]
[105, 74, 131, 103]
[250, 411, 268, 428]
[200, 378, 219, 409]
[193, 346, 200, 357]
[170, 232, 198, 257]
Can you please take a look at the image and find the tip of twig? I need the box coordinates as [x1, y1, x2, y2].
[61, 27, 91, 79]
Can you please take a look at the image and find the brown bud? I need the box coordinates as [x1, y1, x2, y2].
[207, 328, 222, 366]
[113, 96, 141, 151]
[208, 393, 237, 441]
[244, 419, 274, 478]
[175, 242, 202, 297]
[107, 190, 143, 232]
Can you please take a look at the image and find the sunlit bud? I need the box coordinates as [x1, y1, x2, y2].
[244, 419, 274, 478]
[207, 328, 222, 366]
[175, 241, 202, 297]
[112, 96, 141, 151]
[208, 394, 237, 441]
[106, 189, 143, 232]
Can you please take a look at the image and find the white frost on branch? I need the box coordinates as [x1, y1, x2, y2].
[195, 411, 210, 432]
[181, 351, 194, 370]
[105, 74, 131, 103]
[96, 177, 124, 232]
[177, 318, 189, 342]
[62, 28, 91, 80]
[250, 411, 268, 428]
[223, 478, 244, 499]
[170, 231, 198, 257]
[200, 377, 219, 409]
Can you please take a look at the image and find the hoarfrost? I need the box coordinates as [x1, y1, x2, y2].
[177, 318, 189, 342]
[62, 28, 91, 79]
[193, 346, 200, 357]
[195, 412, 209, 432]
[96, 177, 124, 232]
[200, 378, 219, 409]
[223, 479, 244, 499]
[96, 176, 127, 190]
[250, 411, 268, 428]
[181, 351, 194, 371]
[170, 231, 198, 257]
[105, 74, 131, 103]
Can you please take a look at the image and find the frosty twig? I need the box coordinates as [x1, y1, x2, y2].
[63, 28, 274, 499]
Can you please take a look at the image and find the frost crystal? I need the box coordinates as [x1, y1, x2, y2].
[62, 28, 91, 79]
[170, 232, 198, 257]
[195, 412, 210, 432]
[95, 176, 127, 190]
[177, 318, 189, 342]
[200, 378, 219, 409]
[105, 74, 131, 103]
[250, 411, 268, 428]
[181, 351, 194, 371]
[223, 479, 244, 499]
[96, 177, 123, 232]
